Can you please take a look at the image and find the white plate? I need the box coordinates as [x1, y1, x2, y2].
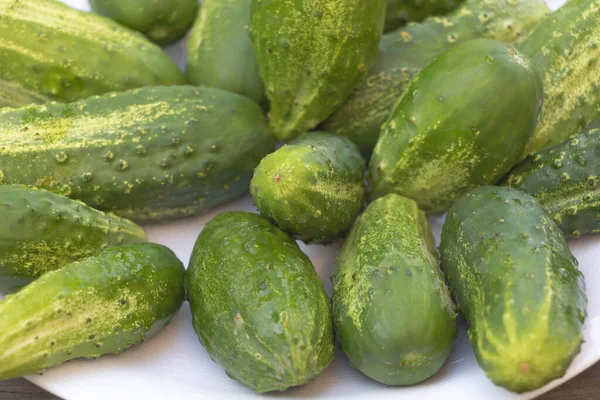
[20, 1, 596, 399]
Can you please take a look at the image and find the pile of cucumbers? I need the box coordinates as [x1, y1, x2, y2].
[0, 0, 599, 395]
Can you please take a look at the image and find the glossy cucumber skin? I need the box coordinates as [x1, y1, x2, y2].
[251, 132, 365, 244]
[0, 185, 146, 290]
[0, 86, 275, 223]
[332, 194, 456, 385]
[186, 0, 265, 105]
[321, 0, 549, 157]
[251, 0, 386, 141]
[440, 186, 586, 393]
[519, 0, 600, 156]
[89, 0, 198, 46]
[504, 128, 600, 238]
[0, 243, 185, 381]
[0, 0, 185, 107]
[187, 212, 334, 393]
[369, 39, 543, 213]
[384, 0, 464, 32]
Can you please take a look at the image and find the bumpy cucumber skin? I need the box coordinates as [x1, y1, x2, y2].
[251, 0, 386, 141]
[0, 0, 184, 107]
[440, 186, 586, 393]
[0, 243, 185, 381]
[504, 128, 600, 238]
[519, 0, 600, 156]
[332, 194, 456, 385]
[186, 0, 265, 106]
[369, 39, 543, 213]
[187, 212, 334, 393]
[0, 85, 275, 223]
[89, 0, 198, 46]
[384, 0, 464, 32]
[0, 81, 48, 109]
[321, 0, 549, 157]
[250, 132, 365, 244]
[0, 185, 146, 289]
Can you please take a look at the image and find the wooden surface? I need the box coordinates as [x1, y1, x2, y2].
[1, 362, 599, 399]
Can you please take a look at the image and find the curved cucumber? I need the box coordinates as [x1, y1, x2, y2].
[0, 243, 185, 381]
[0, 86, 274, 223]
[332, 194, 456, 385]
[369, 39, 543, 213]
[384, 0, 464, 32]
[187, 212, 334, 393]
[440, 186, 586, 393]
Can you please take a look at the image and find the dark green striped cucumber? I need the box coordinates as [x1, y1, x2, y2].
[519, 0, 600, 156]
[504, 128, 600, 238]
[0, 243, 185, 381]
[440, 186, 586, 393]
[89, 0, 198, 46]
[0, 185, 146, 291]
[0, 86, 274, 223]
[0, 0, 184, 107]
[250, 132, 365, 244]
[384, 0, 464, 32]
[187, 212, 334, 393]
[369, 39, 543, 213]
[332, 194, 457, 385]
[186, 0, 266, 106]
[321, 0, 549, 157]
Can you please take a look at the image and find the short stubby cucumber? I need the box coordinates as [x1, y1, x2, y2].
[321, 0, 549, 157]
[0, 0, 185, 107]
[89, 0, 198, 46]
[0, 86, 275, 223]
[369, 39, 543, 213]
[440, 186, 586, 393]
[187, 212, 334, 393]
[0, 185, 146, 291]
[384, 0, 464, 32]
[186, 0, 265, 106]
[332, 194, 457, 385]
[251, 0, 386, 141]
[250, 132, 365, 244]
[520, 0, 600, 156]
[504, 128, 600, 238]
[0, 243, 185, 381]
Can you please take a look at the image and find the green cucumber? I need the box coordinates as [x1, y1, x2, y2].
[187, 212, 334, 393]
[0, 243, 185, 381]
[504, 128, 600, 238]
[332, 194, 456, 385]
[251, 0, 386, 141]
[250, 132, 365, 244]
[321, 0, 549, 157]
[0, 85, 274, 223]
[519, 0, 600, 156]
[0, 185, 146, 291]
[440, 186, 586, 393]
[186, 0, 266, 106]
[0, 0, 185, 107]
[369, 39, 543, 213]
[89, 0, 198, 46]
[384, 0, 464, 32]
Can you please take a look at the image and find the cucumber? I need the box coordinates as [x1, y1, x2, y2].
[0, 185, 146, 291]
[332, 194, 457, 385]
[0, 243, 185, 381]
[186, 0, 266, 106]
[519, 0, 600, 156]
[504, 128, 600, 238]
[440, 186, 586, 393]
[384, 0, 464, 32]
[0, 85, 275, 223]
[250, 132, 365, 244]
[369, 39, 543, 213]
[0, 0, 185, 107]
[321, 0, 549, 157]
[89, 0, 198, 46]
[187, 212, 334, 393]
[251, 0, 387, 141]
